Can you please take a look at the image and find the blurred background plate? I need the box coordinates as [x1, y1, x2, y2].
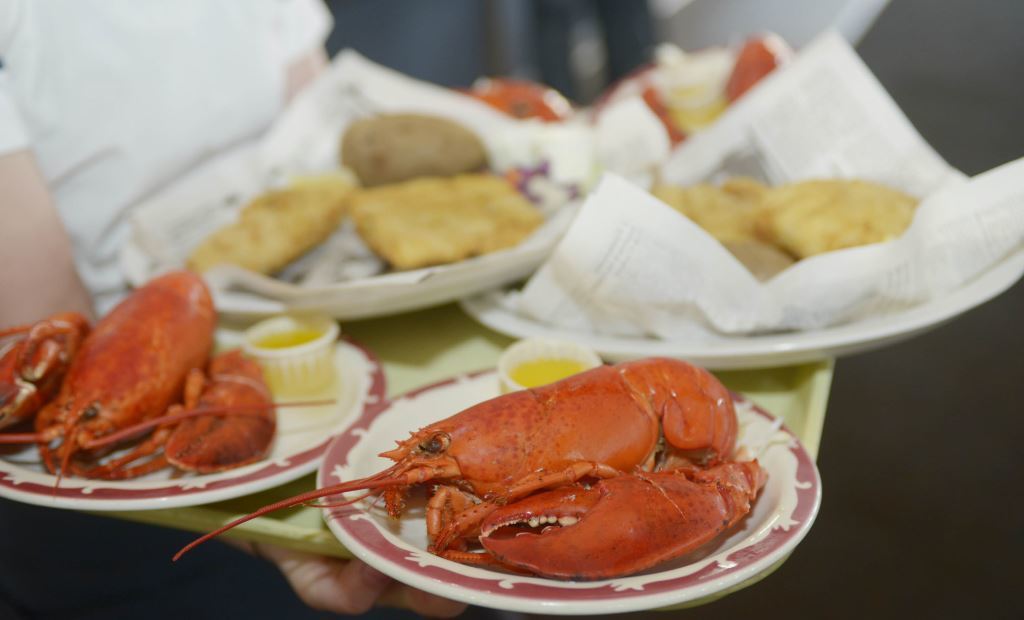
[121, 194, 576, 322]
[461, 247, 1024, 368]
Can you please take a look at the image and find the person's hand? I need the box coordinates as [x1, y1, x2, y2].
[241, 540, 467, 617]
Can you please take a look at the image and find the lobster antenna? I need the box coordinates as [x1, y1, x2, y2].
[53, 427, 79, 496]
[173, 476, 411, 561]
[0, 431, 44, 444]
[308, 490, 374, 509]
[78, 399, 336, 451]
[0, 324, 32, 339]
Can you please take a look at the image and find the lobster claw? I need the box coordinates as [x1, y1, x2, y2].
[0, 312, 90, 429]
[478, 461, 766, 580]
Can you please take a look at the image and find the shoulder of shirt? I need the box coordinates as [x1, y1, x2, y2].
[0, 0, 29, 60]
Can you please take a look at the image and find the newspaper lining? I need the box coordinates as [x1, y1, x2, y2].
[510, 32, 1024, 339]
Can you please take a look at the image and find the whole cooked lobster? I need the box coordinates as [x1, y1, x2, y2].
[0, 271, 276, 479]
[176, 357, 765, 580]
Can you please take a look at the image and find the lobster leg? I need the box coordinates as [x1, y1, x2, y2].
[86, 454, 171, 480]
[75, 427, 174, 480]
[427, 485, 479, 551]
[433, 549, 537, 575]
[427, 486, 539, 573]
[434, 549, 505, 567]
[432, 461, 622, 552]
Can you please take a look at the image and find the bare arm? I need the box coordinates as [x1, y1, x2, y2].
[0, 150, 94, 327]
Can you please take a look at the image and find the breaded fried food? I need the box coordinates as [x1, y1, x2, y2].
[756, 179, 917, 258]
[187, 174, 354, 275]
[341, 114, 488, 186]
[350, 174, 542, 270]
[720, 176, 769, 204]
[651, 176, 767, 243]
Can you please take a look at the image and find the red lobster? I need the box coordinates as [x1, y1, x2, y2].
[80, 350, 277, 479]
[0, 271, 276, 479]
[175, 358, 765, 579]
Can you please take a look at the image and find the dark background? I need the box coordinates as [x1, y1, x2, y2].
[0, 1, 1020, 619]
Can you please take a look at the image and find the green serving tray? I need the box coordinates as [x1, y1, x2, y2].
[105, 303, 833, 607]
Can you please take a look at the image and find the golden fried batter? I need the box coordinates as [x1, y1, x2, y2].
[187, 174, 354, 275]
[756, 180, 917, 259]
[651, 176, 767, 243]
[349, 174, 542, 270]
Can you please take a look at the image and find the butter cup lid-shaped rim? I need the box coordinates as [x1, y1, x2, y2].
[497, 337, 603, 393]
[242, 314, 340, 360]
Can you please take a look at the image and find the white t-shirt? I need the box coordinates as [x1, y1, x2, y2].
[0, 0, 331, 312]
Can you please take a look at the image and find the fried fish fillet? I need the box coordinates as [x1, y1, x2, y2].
[187, 174, 354, 275]
[349, 174, 543, 270]
[651, 176, 767, 243]
[756, 179, 917, 259]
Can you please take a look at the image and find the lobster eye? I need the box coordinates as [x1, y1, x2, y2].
[420, 433, 450, 454]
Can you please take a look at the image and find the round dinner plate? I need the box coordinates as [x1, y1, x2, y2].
[319, 370, 821, 615]
[0, 338, 385, 511]
[117, 132, 579, 323]
[121, 209, 573, 321]
[460, 248, 1024, 368]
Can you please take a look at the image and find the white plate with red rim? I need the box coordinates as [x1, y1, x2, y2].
[319, 369, 821, 615]
[0, 337, 385, 511]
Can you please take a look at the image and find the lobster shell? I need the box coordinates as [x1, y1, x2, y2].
[34, 271, 215, 471]
[165, 350, 276, 474]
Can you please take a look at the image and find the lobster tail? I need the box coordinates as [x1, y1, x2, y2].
[618, 358, 738, 465]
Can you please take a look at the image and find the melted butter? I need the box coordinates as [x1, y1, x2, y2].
[252, 328, 323, 349]
[509, 359, 588, 388]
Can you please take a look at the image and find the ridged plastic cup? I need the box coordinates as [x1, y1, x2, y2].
[242, 314, 339, 398]
[497, 338, 603, 394]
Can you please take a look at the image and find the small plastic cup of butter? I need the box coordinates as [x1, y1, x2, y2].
[497, 338, 603, 394]
[242, 314, 339, 398]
